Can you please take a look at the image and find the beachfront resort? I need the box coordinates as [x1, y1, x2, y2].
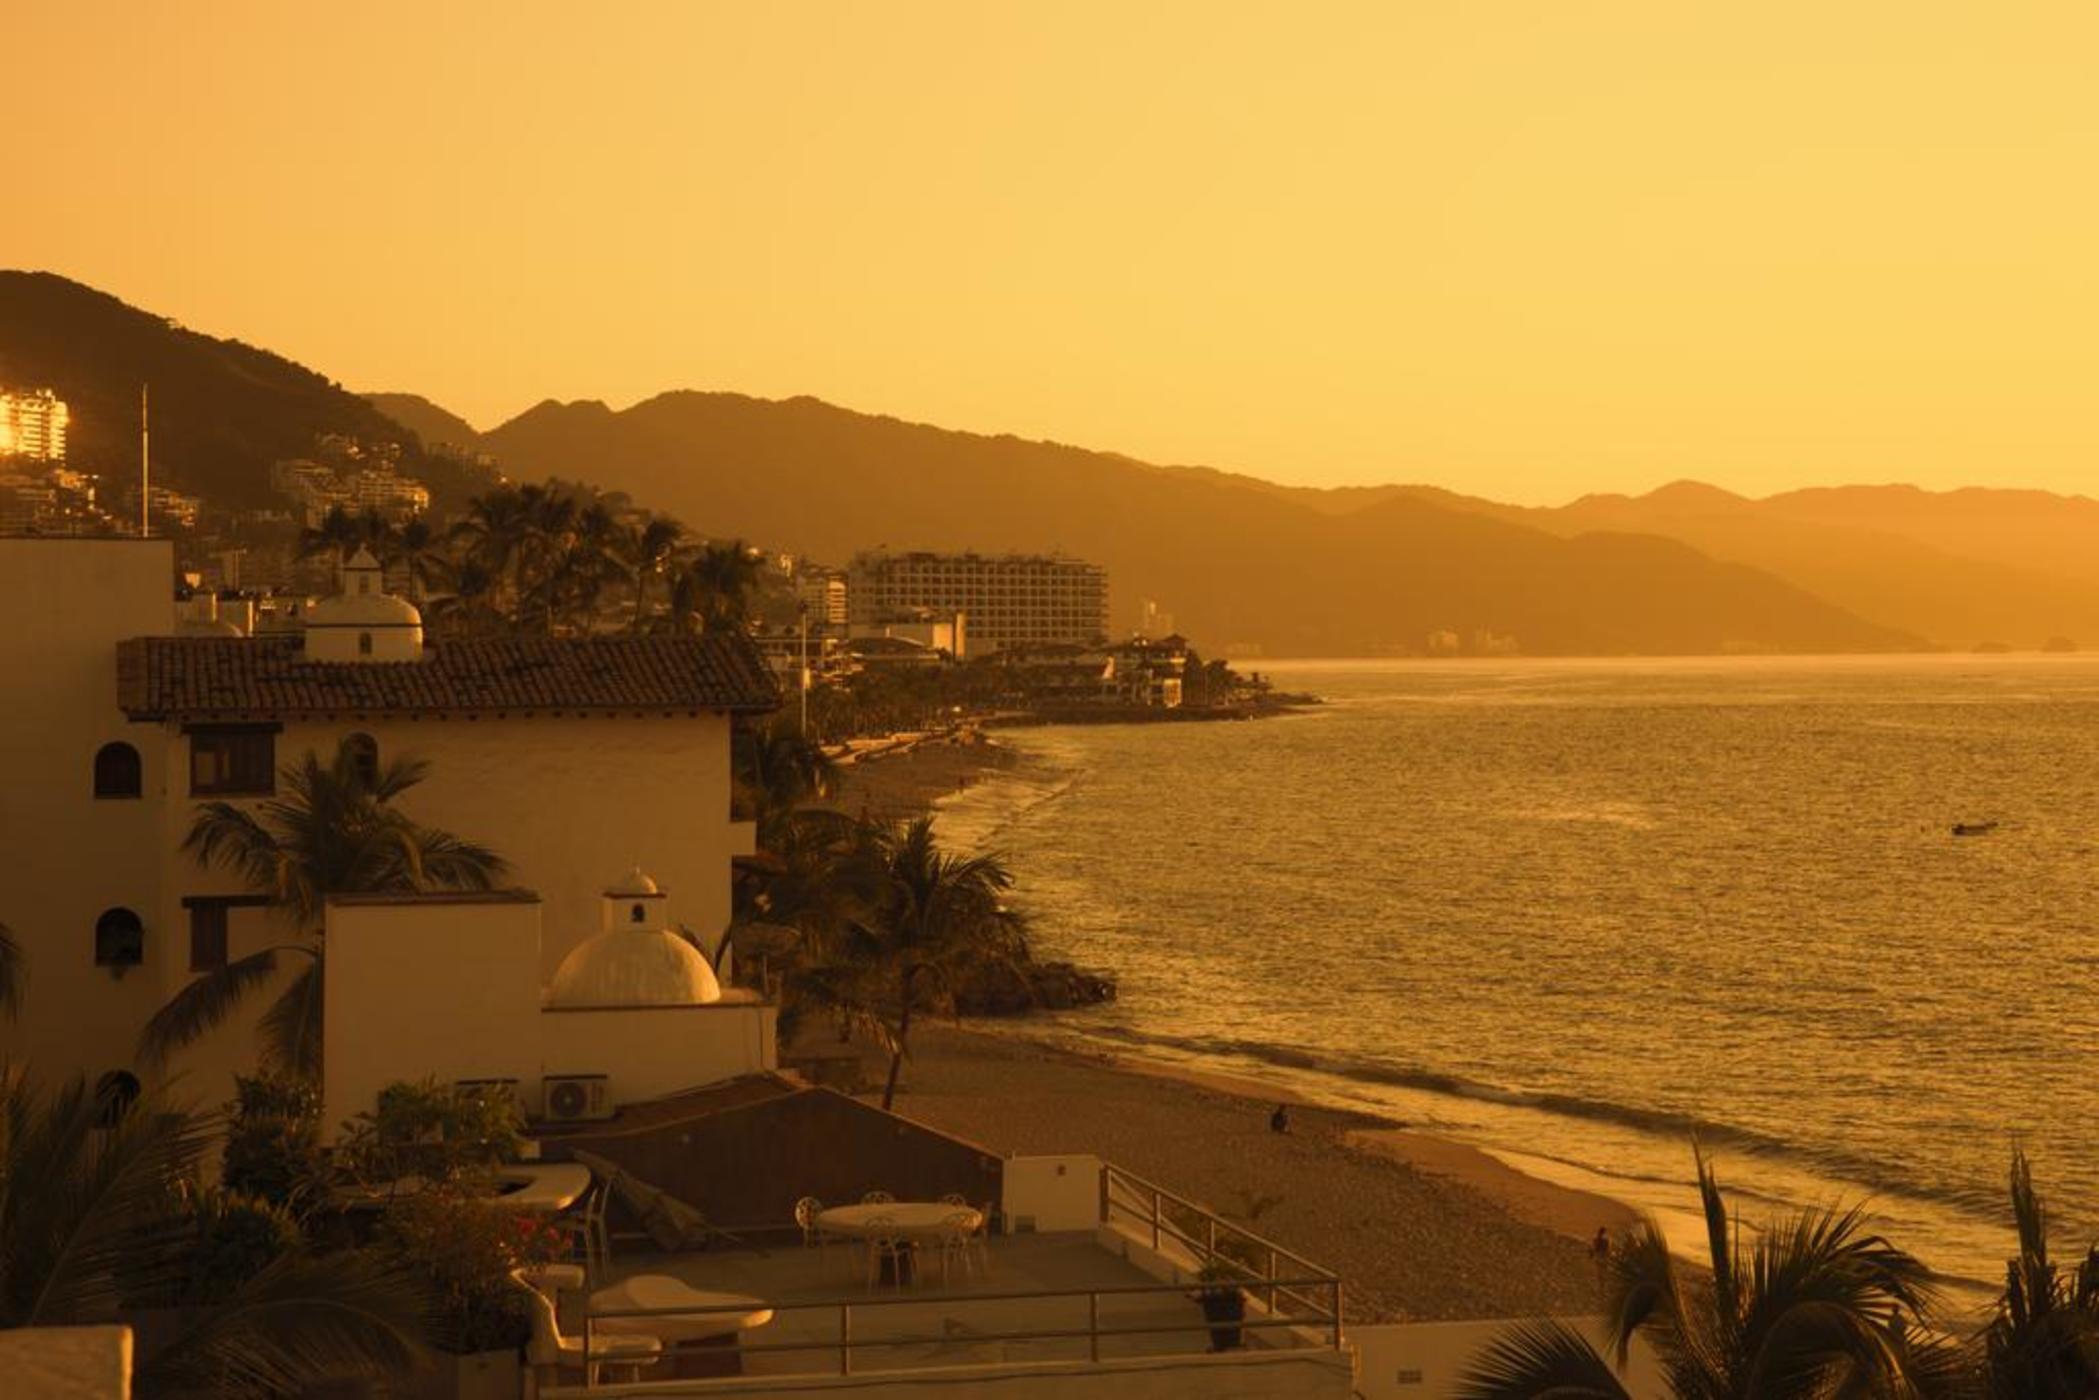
[0, 536, 1429, 1399]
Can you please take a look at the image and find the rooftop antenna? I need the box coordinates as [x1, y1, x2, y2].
[138, 384, 150, 538]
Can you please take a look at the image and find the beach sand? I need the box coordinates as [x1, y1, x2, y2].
[827, 731, 1018, 827]
[879, 1024, 1636, 1323]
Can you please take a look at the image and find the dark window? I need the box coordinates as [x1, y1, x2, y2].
[94, 1071, 141, 1126]
[358, 631, 373, 656]
[93, 741, 143, 799]
[189, 903, 228, 971]
[188, 725, 277, 796]
[95, 908, 144, 969]
[344, 732, 380, 789]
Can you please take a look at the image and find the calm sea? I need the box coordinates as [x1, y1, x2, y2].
[935, 657, 2099, 1294]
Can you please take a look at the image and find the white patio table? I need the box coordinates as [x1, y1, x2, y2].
[814, 1202, 982, 1241]
[495, 1162, 592, 1213]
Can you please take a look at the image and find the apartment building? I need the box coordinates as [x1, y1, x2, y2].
[847, 550, 1106, 657]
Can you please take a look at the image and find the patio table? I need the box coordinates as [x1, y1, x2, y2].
[815, 1203, 982, 1241]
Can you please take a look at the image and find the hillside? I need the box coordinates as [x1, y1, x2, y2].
[470, 391, 1912, 656]
[363, 392, 483, 453]
[0, 273, 482, 509]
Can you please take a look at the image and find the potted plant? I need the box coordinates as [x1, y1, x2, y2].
[383, 1188, 562, 1400]
[1191, 1260, 1247, 1351]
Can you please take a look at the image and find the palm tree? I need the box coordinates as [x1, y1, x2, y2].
[0, 1073, 434, 1398]
[1456, 1151, 1954, 1400]
[733, 718, 840, 849]
[622, 514, 686, 632]
[813, 817, 1026, 1111]
[386, 515, 453, 608]
[295, 504, 385, 566]
[139, 740, 507, 1080]
[1981, 1150, 2099, 1397]
[667, 540, 764, 637]
[448, 486, 537, 624]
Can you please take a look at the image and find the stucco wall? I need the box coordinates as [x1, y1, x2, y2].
[322, 894, 545, 1136]
[0, 1324, 132, 1400]
[0, 540, 174, 1091]
[557, 1348, 1355, 1398]
[1350, 1317, 1666, 1400]
[1003, 1155, 1103, 1233]
[539, 999, 777, 1106]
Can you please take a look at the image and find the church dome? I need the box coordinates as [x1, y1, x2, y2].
[545, 867, 722, 1008]
[548, 928, 722, 1007]
[304, 546, 424, 661]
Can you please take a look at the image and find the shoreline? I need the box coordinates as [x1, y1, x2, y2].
[878, 1024, 1633, 1323]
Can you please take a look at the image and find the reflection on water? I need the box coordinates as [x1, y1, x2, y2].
[935, 655, 2099, 1290]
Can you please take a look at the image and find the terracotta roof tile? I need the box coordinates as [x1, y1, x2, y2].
[117, 633, 780, 720]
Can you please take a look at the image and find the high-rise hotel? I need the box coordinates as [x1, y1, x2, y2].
[0, 387, 69, 462]
[848, 550, 1108, 657]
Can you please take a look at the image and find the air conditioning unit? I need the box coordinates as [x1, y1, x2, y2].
[542, 1073, 612, 1123]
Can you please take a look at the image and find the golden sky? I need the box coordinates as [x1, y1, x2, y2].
[6, 2, 2095, 502]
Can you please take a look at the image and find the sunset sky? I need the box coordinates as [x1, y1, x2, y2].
[6, 2, 2094, 502]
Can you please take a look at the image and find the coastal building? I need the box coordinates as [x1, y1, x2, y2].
[793, 564, 848, 627]
[848, 607, 965, 658]
[0, 537, 780, 1116]
[1106, 633, 1189, 708]
[0, 386, 69, 461]
[847, 549, 1107, 657]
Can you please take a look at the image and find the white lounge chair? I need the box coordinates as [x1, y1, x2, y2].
[511, 1268, 661, 1386]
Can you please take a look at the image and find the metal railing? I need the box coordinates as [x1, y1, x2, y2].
[564, 1275, 1343, 1390]
[1100, 1161, 1344, 1348]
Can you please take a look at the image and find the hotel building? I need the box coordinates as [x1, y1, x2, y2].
[0, 387, 69, 461]
[847, 550, 1107, 657]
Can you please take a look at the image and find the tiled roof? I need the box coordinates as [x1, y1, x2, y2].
[117, 633, 780, 720]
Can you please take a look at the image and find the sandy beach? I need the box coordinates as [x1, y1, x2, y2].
[826, 730, 1018, 827]
[877, 1024, 1635, 1324]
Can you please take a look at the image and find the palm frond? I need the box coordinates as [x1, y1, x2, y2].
[137, 949, 306, 1068]
[136, 1249, 437, 1400]
[1454, 1318, 1632, 1400]
[0, 922, 23, 1018]
[256, 958, 325, 1082]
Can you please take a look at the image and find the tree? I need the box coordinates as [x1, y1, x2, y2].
[139, 739, 507, 1080]
[622, 514, 686, 632]
[1982, 1150, 2099, 1398]
[0, 1072, 434, 1399]
[295, 504, 386, 565]
[667, 540, 764, 636]
[0, 921, 21, 1020]
[732, 717, 840, 850]
[804, 817, 1026, 1111]
[1455, 1150, 1957, 1400]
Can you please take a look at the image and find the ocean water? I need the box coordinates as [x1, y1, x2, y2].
[934, 656, 2099, 1296]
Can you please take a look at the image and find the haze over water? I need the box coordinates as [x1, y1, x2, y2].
[939, 657, 2099, 1289]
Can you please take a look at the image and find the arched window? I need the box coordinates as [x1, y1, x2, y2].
[94, 908, 144, 969]
[93, 741, 142, 799]
[358, 631, 374, 656]
[344, 732, 380, 788]
[94, 1070, 141, 1126]
[630, 902, 647, 924]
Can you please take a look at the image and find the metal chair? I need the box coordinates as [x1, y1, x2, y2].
[553, 1182, 613, 1284]
[938, 1192, 968, 1206]
[861, 1189, 896, 1204]
[794, 1195, 830, 1260]
[935, 1210, 978, 1285]
[862, 1215, 906, 1292]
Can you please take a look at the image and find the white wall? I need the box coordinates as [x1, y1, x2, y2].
[560, 1348, 1354, 1399]
[1350, 1318, 1666, 1400]
[1002, 1155, 1103, 1233]
[322, 895, 544, 1137]
[0, 540, 174, 1091]
[0, 1324, 132, 1400]
[539, 998, 776, 1105]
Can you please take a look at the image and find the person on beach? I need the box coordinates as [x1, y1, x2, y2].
[1270, 1103, 1291, 1134]
[1590, 1225, 1611, 1279]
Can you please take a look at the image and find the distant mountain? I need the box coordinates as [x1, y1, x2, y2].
[1394, 480, 2099, 649]
[363, 392, 483, 453]
[0, 272, 481, 509]
[468, 390, 1912, 656]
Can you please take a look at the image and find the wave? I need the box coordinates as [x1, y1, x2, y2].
[1060, 1022, 2007, 1220]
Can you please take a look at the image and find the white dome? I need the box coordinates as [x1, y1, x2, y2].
[306, 591, 423, 628]
[606, 867, 662, 898]
[548, 928, 722, 1008]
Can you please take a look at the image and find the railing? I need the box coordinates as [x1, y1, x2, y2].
[1100, 1161, 1344, 1348]
[566, 1275, 1344, 1391]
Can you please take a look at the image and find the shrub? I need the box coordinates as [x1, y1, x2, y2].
[338, 1078, 525, 1190]
[221, 1073, 326, 1210]
[383, 1189, 562, 1354]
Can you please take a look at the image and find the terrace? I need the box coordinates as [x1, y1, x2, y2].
[540, 1160, 1352, 1398]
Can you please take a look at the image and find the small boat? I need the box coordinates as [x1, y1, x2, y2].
[1951, 821, 1999, 837]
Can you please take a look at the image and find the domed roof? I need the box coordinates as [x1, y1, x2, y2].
[547, 928, 722, 1008]
[305, 591, 423, 629]
[179, 617, 246, 637]
[606, 866, 662, 898]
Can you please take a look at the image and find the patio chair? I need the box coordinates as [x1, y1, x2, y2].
[861, 1189, 896, 1204]
[512, 1268, 661, 1387]
[794, 1195, 831, 1260]
[552, 1182, 612, 1284]
[971, 1200, 996, 1273]
[935, 1210, 978, 1285]
[862, 1216, 908, 1292]
[938, 1192, 968, 1206]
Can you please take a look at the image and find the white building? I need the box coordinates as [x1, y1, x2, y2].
[0, 538, 781, 1116]
[847, 550, 1107, 657]
[0, 387, 69, 462]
